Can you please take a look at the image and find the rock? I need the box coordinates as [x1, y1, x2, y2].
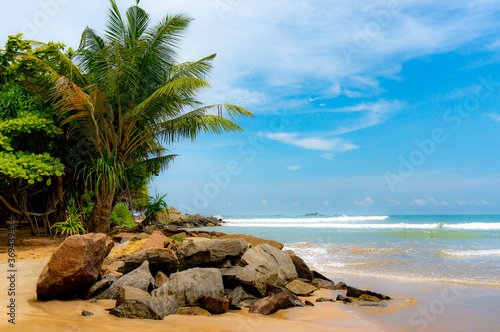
[228, 285, 260, 307]
[176, 239, 248, 269]
[96, 261, 154, 300]
[356, 301, 388, 307]
[220, 266, 243, 289]
[82, 310, 94, 316]
[121, 248, 179, 276]
[152, 268, 224, 306]
[285, 280, 317, 296]
[218, 234, 284, 250]
[107, 238, 148, 260]
[102, 261, 125, 279]
[248, 293, 294, 315]
[196, 295, 230, 314]
[346, 286, 391, 300]
[115, 286, 152, 307]
[178, 306, 211, 316]
[305, 300, 314, 306]
[110, 296, 178, 320]
[267, 284, 305, 307]
[112, 232, 150, 244]
[289, 254, 314, 280]
[36, 233, 113, 300]
[238, 244, 297, 293]
[316, 297, 335, 302]
[312, 270, 332, 281]
[359, 294, 382, 302]
[336, 294, 353, 304]
[140, 231, 168, 251]
[182, 223, 193, 229]
[83, 278, 113, 300]
[154, 271, 168, 288]
[311, 278, 336, 290]
[335, 281, 347, 290]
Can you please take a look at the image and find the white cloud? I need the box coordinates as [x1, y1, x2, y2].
[479, 200, 490, 206]
[323, 200, 330, 206]
[430, 198, 449, 206]
[260, 132, 358, 152]
[387, 199, 402, 206]
[321, 153, 335, 160]
[457, 201, 467, 206]
[261, 200, 267, 206]
[288, 165, 301, 170]
[227, 202, 232, 207]
[355, 197, 374, 207]
[486, 113, 500, 121]
[410, 199, 427, 206]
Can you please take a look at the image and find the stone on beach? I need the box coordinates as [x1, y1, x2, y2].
[359, 294, 382, 302]
[311, 278, 336, 290]
[220, 266, 243, 289]
[248, 292, 294, 315]
[154, 271, 169, 288]
[346, 286, 391, 300]
[289, 253, 314, 280]
[110, 296, 179, 320]
[36, 233, 113, 300]
[115, 286, 151, 307]
[139, 231, 168, 251]
[337, 294, 353, 303]
[178, 306, 211, 316]
[285, 279, 317, 296]
[176, 238, 248, 269]
[228, 285, 260, 307]
[153, 268, 224, 306]
[121, 248, 179, 275]
[83, 276, 114, 299]
[236, 260, 279, 296]
[96, 260, 154, 300]
[316, 297, 335, 302]
[196, 295, 231, 314]
[267, 284, 306, 307]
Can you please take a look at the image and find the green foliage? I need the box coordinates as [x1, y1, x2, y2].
[51, 206, 86, 236]
[170, 235, 184, 242]
[111, 203, 135, 227]
[144, 192, 168, 225]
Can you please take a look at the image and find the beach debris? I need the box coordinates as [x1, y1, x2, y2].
[305, 300, 315, 306]
[153, 268, 224, 306]
[121, 248, 179, 275]
[220, 266, 243, 289]
[178, 306, 212, 316]
[154, 271, 168, 288]
[115, 286, 151, 307]
[228, 285, 260, 307]
[139, 231, 168, 251]
[336, 294, 353, 304]
[285, 280, 317, 296]
[311, 278, 336, 290]
[196, 295, 231, 314]
[82, 310, 94, 316]
[176, 238, 248, 269]
[36, 233, 113, 300]
[249, 292, 294, 315]
[110, 296, 179, 320]
[346, 286, 391, 300]
[96, 260, 154, 300]
[316, 297, 335, 302]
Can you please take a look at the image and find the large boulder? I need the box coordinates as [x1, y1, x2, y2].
[196, 295, 230, 314]
[107, 238, 148, 260]
[176, 239, 248, 269]
[152, 268, 224, 306]
[116, 286, 151, 307]
[139, 231, 168, 251]
[267, 284, 305, 307]
[237, 244, 297, 295]
[121, 248, 179, 276]
[220, 266, 243, 289]
[96, 261, 154, 299]
[346, 286, 391, 300]
[218, 234, 284, 250]
[248, 292, 294, 315]
[285, 280, 317, 296]
[227, 285, 260, 307]
[311, 278, 336, 290]
[112, 232, 149, 244]
[110, 296, 178, 320]
[289, 254, 314, 280]
[36, 233, 113, 300]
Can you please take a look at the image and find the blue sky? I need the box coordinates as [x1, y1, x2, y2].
[2, 0, 500, 215]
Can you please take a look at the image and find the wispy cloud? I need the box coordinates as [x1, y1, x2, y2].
[323, 200, 330, 206]
[355, 197, 374, 207]
[288, 165, 301, 170]
[410, 199, 427, 206]
[321, 153, 335, 160]
[486, 113, 500, 121]
[430, 198, 449, 206]
[260, 132, 358, 152]
[387, 199, 402, 206]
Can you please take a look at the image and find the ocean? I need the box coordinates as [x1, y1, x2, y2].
[212, 215, 500, 286]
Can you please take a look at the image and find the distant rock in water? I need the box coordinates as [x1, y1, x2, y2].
[305, 212, 323, 216]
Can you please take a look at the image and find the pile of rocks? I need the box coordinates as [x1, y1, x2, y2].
[36, 232, 391, 320]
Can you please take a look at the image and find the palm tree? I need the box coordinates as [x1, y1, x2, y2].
[19, 0, 253, 232]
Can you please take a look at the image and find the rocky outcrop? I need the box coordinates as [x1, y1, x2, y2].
[112, 232, 150, 244]
[139, 231, 168, 251]
[346, 286, 391, 300]
[236, 260, 279, 296]
[248, 292, 294, 315]
[36, 233, 113, 300]
[220, 266, 243, 289]
[217, 234, 284, 250]
[110, 296, 179, 320]
[285, 280, 317, 296]
[176, 239, 248, 269]
[196, 295, 230, 314]
[121, 248, 179, 275]
[115, 286, 151, 307]
[153, 268, 224, 306]
[97, 261, 154, 300]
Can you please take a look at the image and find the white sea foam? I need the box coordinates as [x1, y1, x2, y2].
[441, 249, 500, 257]
[224, 216, 389, 223]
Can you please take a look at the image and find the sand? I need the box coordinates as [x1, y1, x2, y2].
[0, 246, 388, 332]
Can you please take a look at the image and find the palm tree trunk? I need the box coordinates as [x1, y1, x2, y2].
[88, 194, 114, 233]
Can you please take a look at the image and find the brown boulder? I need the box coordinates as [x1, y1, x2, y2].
[311, 278, 336, 290]
[196, 295, 230, 314]
[284, 280, 317, 296]
[36, 233, 113, 300]
[112, 232, 150, 244]
[154, 271, 169, 288]
[218, 234, 284, 250]
[289, 254, 314, 280]
[140, 231, 168, 251]
[178, 306, 211, 316]
[248, 292, 294, 315]
[346, 286, 391, 300]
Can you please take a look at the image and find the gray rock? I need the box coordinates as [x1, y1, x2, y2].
[177, 239, 248, 269]
[154, 271, 168, 288]
[267, 284, 305, 307]
[248, 293, 294, 315]
[285, 280, 317, 296]
[220, 266, 243, 289]
[115, 286, 151, 307]
[110, 296, 179, 320]
[337, 294, 353, 304]
[152, 268, 224, 307]
[356, 301, 387, 307]
[316, 297, 335, 302]
[83, 278, 113, 299]
[311, 278, 336, 290]
[121, 248, 179, 276]
[359, 294, 382, 302]
[236, 260, 279, 296]
[289, 254, 314, 280]
[82, 310, 94, 316]
[228, 285, 259, 307]
[305, 300, 314, 306]
[346, 286, 391, 300]
[96, 261, 154, 300]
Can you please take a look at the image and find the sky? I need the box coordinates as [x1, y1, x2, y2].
[2, 0, 500, 215]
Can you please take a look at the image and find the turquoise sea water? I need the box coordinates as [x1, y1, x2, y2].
[210, 215, 500, 286]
